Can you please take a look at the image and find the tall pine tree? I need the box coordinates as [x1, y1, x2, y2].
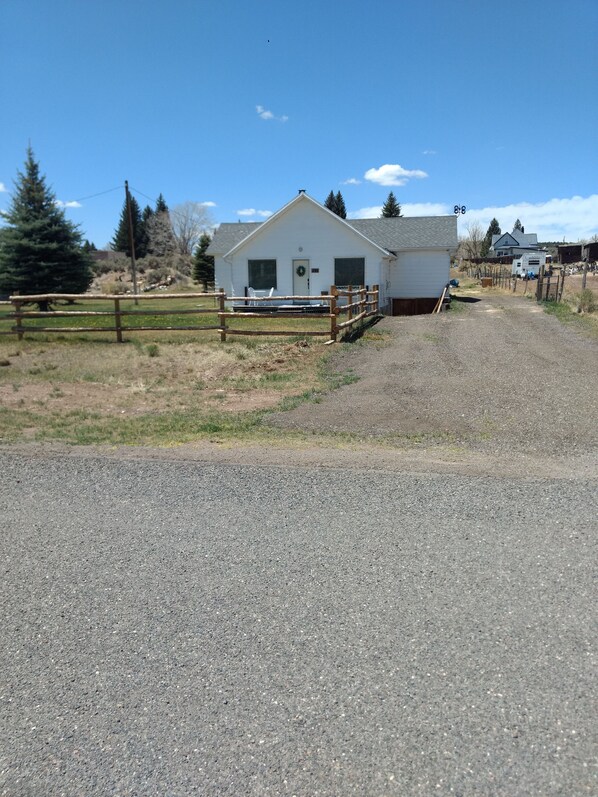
[381, 191, 402, 218]
[324, 190, 347, 218]
[192, 233, 215, 290]
[481, 218, 501, 258]
[324, 190, 337, 213]
[111, 195, 147, 257]
[335, 191, 347, 219]
[144, 194, 176, 256]
[0, 148, 92, 309]
[155, 193, 168, 213]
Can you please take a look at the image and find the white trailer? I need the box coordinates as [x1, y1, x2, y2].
[512, 251, 547, 278]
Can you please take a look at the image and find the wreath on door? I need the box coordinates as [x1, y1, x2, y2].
[296, 265, 306, 277]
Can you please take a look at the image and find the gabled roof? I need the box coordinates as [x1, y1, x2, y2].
[492, 231, 538, 248]
[219, 192, 390, 258]
[208, 192, 458, 256]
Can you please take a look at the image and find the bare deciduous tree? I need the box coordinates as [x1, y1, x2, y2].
[170, 202, 214, 255]
[459, 221, 485, 261]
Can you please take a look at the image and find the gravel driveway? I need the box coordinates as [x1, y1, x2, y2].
[267, 294, 598, 476]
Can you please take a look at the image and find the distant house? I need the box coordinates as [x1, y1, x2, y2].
[490, 229, 539, 258]
[208, 191, 458, 315]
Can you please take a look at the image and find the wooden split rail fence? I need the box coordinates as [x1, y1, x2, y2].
[0, 286, 379, 344]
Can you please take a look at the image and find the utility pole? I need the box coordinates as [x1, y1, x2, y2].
[124, 180, 139, 304]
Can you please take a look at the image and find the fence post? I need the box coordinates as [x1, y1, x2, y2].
[536, 265, 544, 301]
[219, 288, 226, 342]
[13, 298, 23, 341]
[329, 285, 338, 343]
[114, 298, 123, 343]
[347, 285, 353, 322]
[373, 284, 379, 314]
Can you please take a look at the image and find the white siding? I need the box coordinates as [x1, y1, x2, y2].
[223, 200, 385, 299]
[388, 250, 450, 298]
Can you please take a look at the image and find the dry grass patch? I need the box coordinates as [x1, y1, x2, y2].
[0, 335, 330, 444]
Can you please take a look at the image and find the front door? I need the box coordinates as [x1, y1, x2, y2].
[292, 259, 310, 299]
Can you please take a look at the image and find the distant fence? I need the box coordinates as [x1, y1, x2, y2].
[466, 265, 567, 303]
[0, 286, 380, 344]
[465, 265, 512, 279]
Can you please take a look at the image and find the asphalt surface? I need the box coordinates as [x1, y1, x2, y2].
[1, 452, 596, 796]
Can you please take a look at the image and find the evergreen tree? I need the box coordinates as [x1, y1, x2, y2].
[82, 239, 97, 253]
[481, 217, 501, 258]
[0, 148, 92, 309]
[381, 191, 402, 218]
[111, 195, 147, 257]
[324, 190, 337, 213]
[334, 191, 347, 219]
[139, 205, 154, 257]
[141, 205, 154, 224]
[146, 210, 177, 257]
[155, 193, 168, 213]
[513, 218, 523, 232]
[192, 232, 215, 289]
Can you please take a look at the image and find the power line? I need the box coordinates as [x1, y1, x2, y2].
[70, 185, 122, 203]
[128, 186, 156, 206]
[129, 185, 208, 226]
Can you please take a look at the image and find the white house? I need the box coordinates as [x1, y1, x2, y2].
[208, 191, 458, 314]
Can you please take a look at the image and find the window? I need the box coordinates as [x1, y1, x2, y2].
[248, 259, 277, 290]
[334, 257, 365, 286]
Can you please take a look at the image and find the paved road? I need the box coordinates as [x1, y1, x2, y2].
[1, 452, 595, 796]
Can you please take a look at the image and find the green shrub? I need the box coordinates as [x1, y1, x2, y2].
[577, 288, 596, 313]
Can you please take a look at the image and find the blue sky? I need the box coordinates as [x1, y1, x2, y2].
[2, 0, 597, 246]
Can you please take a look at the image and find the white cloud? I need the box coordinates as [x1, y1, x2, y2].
[237, 208, 272, 218]
[200, 201, 217, 207]
[347, 205, 382, 219]
[341, 178, 361, 185]
[403, 202, 450, 216]
[0, 182, 7, 193]
[422, 149, 437, 156]
[364, 164, 428, 187]
[459, 195, 598, 242]
[256, 104, 288, 122]
[55, 200, 82, 208]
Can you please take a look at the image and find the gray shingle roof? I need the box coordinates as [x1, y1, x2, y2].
[348, 216, 457, 251]
[207, 215, 457, 256]
[207, 222, 261, 255]
[492, 231, 538, 247]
